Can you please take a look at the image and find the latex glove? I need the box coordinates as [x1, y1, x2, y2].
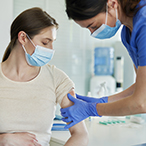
[61, 94, 108, 129]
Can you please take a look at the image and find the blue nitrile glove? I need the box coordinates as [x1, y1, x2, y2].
[76, 94, 108, 103]
[61, 93, 108, 129]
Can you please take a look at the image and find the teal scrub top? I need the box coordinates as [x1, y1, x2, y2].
[121, 0, 146, 69]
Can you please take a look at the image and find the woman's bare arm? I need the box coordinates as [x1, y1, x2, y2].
[61, 89, 89, 146]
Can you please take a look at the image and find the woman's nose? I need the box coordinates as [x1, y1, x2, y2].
[49, 43, 53, 50]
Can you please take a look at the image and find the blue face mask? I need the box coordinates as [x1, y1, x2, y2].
[22, 35, 55, 67]
[91, 5, 121, 39]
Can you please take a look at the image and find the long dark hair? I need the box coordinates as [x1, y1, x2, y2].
[2, 7, 58, 62]
[65, 0, 142, 20]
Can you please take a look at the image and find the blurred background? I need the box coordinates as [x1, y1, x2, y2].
[0, 0, 136, 114]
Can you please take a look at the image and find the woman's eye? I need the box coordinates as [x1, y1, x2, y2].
[42, 42, 47, 45]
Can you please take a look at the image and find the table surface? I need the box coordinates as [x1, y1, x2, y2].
[51, 117, 146, 146]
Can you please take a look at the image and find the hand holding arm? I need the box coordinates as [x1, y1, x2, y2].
[61, 93, 108, 129]
[76, 94, 108, 103]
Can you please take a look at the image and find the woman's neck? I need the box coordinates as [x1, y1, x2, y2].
[1, 44, 40, 82]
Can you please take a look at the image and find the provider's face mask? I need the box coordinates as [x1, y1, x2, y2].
[91, 4, 121, 39]
[22, 34, 55, 67]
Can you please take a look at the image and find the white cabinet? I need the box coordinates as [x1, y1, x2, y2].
[50, 140, 63, 146]
[50, 130, 70, 146]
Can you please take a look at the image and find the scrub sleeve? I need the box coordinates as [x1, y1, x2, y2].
[121, 0, 146, 69]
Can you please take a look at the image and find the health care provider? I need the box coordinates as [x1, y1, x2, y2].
[61, 0, 146, 129]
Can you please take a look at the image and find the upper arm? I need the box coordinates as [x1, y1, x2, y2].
[61, 89, 75, 109]
[136, 24, 146, 66]
[61, 89, 88, 134]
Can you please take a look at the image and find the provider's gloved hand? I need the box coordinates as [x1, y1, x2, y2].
[61, 93, 108, 129]
[76, 94, 108, 104]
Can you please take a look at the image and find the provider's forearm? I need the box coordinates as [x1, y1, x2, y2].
[108, 83, 136, 103]
[97, 95, 144, 116]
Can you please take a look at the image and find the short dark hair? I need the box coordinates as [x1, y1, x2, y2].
[65, 0, 107, 20]
[65, 0, 141, 20]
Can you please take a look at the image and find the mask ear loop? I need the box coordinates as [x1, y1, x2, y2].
[26, 34, 36, 48]
[22, 44, 27, 53]
[105, 3, 108, 25]
[22, 34, 36, 54]
[116, 9, 118, 21]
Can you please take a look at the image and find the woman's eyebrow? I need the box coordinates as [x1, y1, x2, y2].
[45, 38, 56, 41]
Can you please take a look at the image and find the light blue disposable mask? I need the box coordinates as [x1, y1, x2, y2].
[22, 35, 55, 67]
[91, 5, 121, 39]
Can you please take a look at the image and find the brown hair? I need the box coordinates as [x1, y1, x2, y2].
[119, 0, 141, 17]
[2, 7, 58, 62]
[65, 0, 142, 20]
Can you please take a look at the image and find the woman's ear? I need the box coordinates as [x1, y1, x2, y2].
[18, 31, 28, 46]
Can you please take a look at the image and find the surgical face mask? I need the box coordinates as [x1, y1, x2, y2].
[22, 34, 55, 67]
[91, 4, 121, 39]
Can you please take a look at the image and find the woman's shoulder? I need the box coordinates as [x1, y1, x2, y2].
[44, 64, 56, 70]
[44, 64, 68, 77]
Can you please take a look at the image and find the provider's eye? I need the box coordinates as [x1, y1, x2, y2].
[91, 26, 98, 30]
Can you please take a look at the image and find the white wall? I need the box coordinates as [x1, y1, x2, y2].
[0, 0, 13, 61]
